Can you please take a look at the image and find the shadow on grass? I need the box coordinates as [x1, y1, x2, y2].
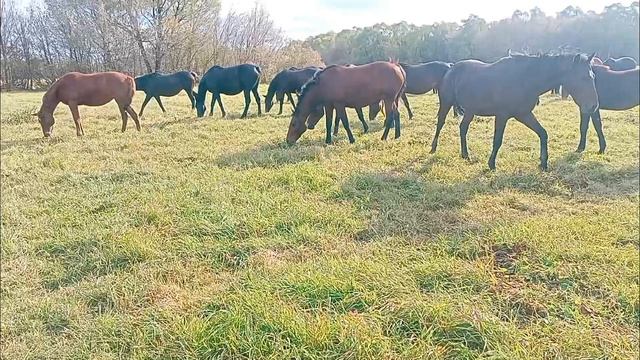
[215, 142, 326, 170]
[339, 152, 638, 242]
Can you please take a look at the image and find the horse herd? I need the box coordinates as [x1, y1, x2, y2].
[32, 54, 638, 170]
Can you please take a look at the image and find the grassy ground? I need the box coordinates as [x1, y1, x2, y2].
[1, 87, 638, 359]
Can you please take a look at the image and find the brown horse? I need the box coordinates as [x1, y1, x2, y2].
[431, 53, 598, 170]
[576, 65, 639, 153]
[34, 72, 139, 137]
[286, 61, 405, 145]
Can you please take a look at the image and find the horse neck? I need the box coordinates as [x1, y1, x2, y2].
[266, 80, 277, 99]
[525, 57, 571, 95]
[40, 87, 60, 115]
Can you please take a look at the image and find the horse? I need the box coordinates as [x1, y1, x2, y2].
[33, 72, 139, 137]
[575, 65, 639, 153]
[328, 64, 387, 137]
[286, 61, 406, 145]
[265, 66, 320, 114]
[134, 71, 198, 117]
[430, 53, 598, 171]
[195, 64, 261, 118]
[603, 57, 638, 71]
[368, 61, 452, 120]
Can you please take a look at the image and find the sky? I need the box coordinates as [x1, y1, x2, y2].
[220, 0, 629, 39]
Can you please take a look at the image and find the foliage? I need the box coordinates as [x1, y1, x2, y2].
[305, 3, 640, 64]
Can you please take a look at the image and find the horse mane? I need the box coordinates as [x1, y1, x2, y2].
[295, 66, 336, 115]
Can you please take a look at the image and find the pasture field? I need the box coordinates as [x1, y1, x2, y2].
[1, 88, 638, 359]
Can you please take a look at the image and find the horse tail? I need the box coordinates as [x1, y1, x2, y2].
[190, 71, 199, 83]
[394, 62, 407, 111]
[125, 76, 136, 97]
[254, 65, 261, 74]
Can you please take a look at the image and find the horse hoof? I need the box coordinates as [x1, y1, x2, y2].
[575, 147, 585, 153]
[429, 148, 437, 154]
[461, 154, 469, 160]
[540, 164, 548, 172]
[598, 150, 605, 155]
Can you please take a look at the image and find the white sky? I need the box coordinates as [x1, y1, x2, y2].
[221, 0, 631, 39]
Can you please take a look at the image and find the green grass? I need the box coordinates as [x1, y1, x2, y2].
[1, 87, 638, 359]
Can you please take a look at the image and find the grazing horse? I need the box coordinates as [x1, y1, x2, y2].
[603, 57, 638, 71]
[286, 61, 406, 145]
[369, 61, 452, 120]
[195, 64, 261, 118]
[265, 66, 320, 114]
[134, 71, 198, 116]
[33, 72, 139, 137]
[575, 65, 639, 153]
[431, 53, 598, 170]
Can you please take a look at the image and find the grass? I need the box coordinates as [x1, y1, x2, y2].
[1, 87, 638, 359]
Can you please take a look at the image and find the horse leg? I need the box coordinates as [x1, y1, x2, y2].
[139, 95, 152, 117]
[394, 106, 400, 139]
[430, 103, 451, 153]
[325, 105, 335, 144]
[369, 102, 380, 121]
[185, 88, 196, 109]
[337, 106, 355, 143]
[252, 86, 262, 115]
[459, 113, 475, 159]
[488, 116, 509, 171]
[69, 103, 83, 136]
[355, 107, 368, 133]
[119, 106, 128, 132]
[590, 109, 606, 154]
[154, 96, 166, 113]
[216, 94, 226, 118]
[333, 109, 340, 136]
[381, 100, 395, 141]
[286, 93, 296, 109]
[514, 112, 548, 170]
[576, 111, 590, 152]
[401, 93, 413, 120]
[277, 93, 284, 115]
[240, 90, 251, 119]
[209, 94, 216, 116]
[126, 105, 141, 131]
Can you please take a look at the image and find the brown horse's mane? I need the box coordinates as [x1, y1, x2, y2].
[295, 65, 339, 115]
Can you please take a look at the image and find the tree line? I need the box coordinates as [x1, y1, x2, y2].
[304, 3, 639, 65]
[1, 1, 638, 90]
[0, 0, 322, 89]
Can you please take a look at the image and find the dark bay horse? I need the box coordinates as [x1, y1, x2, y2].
[431, 53, 598, 170]
[286, 61, 405, 145]
[265, 66, 320, 114]
[603, 57, 638, 71]
[33, 72, 139, 137]
[134, 71, 198, 116]
[195, 64, 261, 118]
[576, 65, 639, 153]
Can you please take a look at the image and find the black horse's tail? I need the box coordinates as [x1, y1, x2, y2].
[190, 71, 199, 83]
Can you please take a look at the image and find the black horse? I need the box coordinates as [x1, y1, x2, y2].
[134, 71, 198, 117]
[603, 57, 638, 71]
[195, 64, 261, 118]
[576, 65, 639, 153]
[265, 66, 321, 114]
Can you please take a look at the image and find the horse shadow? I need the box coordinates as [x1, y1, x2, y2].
[214, 141, 326, 170]
[337, 151, 638, 244]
